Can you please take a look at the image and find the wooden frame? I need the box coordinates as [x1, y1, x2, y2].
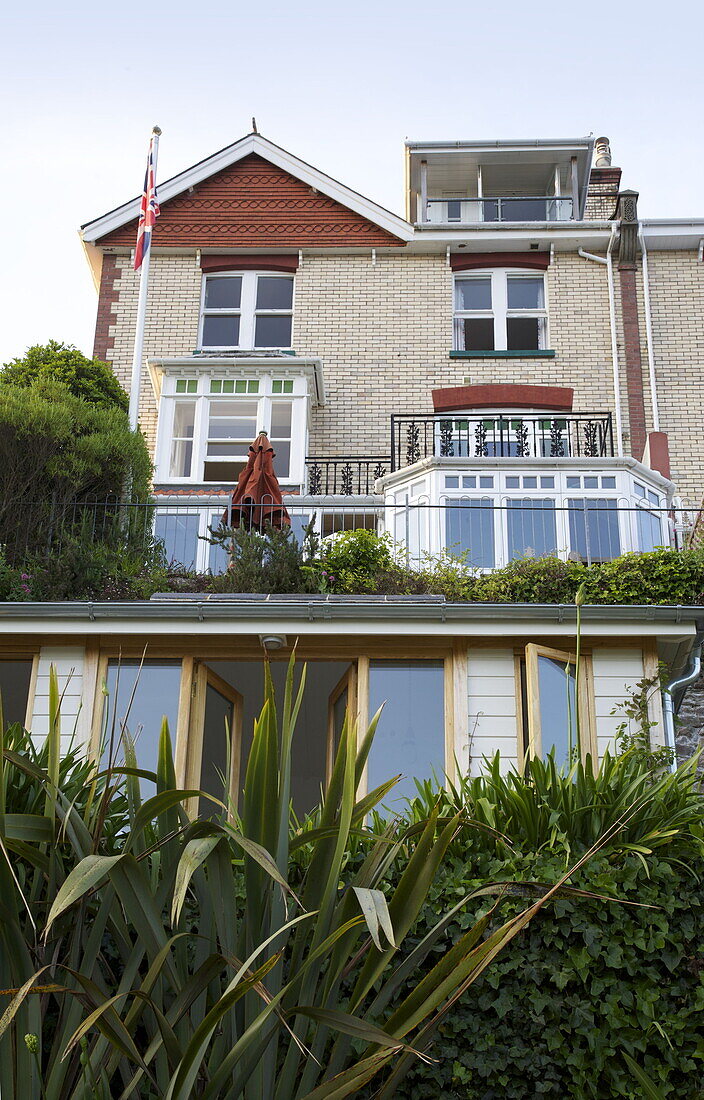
[183, 662, 243, 818]
[524, 643, 596, 765]
[327, 663, 358, 783]
[643, 641, 665, 749]
[85, 644, 459, 811]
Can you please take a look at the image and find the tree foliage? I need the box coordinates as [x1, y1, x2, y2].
[1, 340, 128, 411]
[0, 379, 151, 535]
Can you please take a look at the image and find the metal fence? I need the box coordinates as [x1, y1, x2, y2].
[4, 495, 690, 577]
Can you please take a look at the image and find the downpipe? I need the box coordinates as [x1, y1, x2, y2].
[578, 225, 624, 457]
[662, 633, 704, 772]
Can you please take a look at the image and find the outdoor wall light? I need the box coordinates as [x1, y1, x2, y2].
[259, 634, 287, 651]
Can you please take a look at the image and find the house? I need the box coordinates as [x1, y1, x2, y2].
[2, 130, 703, 813]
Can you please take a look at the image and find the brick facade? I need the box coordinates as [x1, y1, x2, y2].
[89, 159, 704, 506]
[643, 250, 704, 501]
[584, 166, 621, 220]
[92, 255, 121, 362]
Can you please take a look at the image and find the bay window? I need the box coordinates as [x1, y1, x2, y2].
[199, 272, 294, 350]
[454, 271, 547, 352]
[156, 373, 307, 486]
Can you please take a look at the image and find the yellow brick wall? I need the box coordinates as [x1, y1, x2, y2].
[643, 250, 704, 503]
[295, 252, 622, 457]
[100, 248, 703, 504]
[108, 255, 202, 452]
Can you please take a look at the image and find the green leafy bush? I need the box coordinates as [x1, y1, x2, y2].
[1, 340, 128, 411]
[206, 520, 322, 594]
[399, 750, 704, 864]
[360, 753, 704, 1099]
[321, 528, 395, 592]
[0, 379, 151, 509]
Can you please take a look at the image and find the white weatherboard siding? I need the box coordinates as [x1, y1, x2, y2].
[591, 648, 645, 758]
[30, 648, 86, 756]
[467, 648, 519, 776]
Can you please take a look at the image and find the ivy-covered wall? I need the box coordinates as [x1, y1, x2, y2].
[382, 850, 704, 1099]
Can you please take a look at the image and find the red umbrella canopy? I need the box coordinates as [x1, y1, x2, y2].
[224, 431, 291, 530]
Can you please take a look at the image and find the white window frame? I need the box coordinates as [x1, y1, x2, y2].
[198, 271, 295, 351]
[453, 269, 548, 352]
[155, 373, 308, 487]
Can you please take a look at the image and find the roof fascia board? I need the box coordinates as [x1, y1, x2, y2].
[406, 138, 594, 152]
[0, 601, 700, 635]
[82, 134, 413, 244]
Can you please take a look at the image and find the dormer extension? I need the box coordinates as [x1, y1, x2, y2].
[406, 137, 594, 227]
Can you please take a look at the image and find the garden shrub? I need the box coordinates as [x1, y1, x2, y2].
[362, 754, 704, 1098]
[321, 527, 395, 592]
[0, 379, 151, 507]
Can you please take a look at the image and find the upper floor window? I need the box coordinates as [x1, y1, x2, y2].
[199, 272, 294, 350]
[454, 271, 547, 352]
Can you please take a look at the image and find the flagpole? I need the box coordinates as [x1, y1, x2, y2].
[128, 125, 161, 432]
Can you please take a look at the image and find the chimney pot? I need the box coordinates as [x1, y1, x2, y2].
[595, 136, 612, 168]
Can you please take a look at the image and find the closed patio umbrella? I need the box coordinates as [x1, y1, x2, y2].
[223, 431, 291, 530]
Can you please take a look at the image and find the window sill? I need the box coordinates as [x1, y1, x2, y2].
[449, 349, 556, 359]
[192, 347, 297, 356]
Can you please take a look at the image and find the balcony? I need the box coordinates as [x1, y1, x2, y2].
[423, 196, 574, 225]
[391, 412, 614, 471]
[405, 137, 593, 226]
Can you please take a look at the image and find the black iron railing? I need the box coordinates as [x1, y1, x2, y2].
[390, 413, 614, 471]
[305, 457, 389, 496]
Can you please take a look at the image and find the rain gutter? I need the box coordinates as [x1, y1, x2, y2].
[0, 599, 702, 627]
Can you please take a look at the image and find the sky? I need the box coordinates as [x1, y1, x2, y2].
[1, 0, 702, 365]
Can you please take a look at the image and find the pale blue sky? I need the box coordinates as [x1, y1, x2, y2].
[1, 0, 702, 364]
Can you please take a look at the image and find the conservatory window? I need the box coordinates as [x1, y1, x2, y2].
[367, 661, 446, 810]
[445, 498, 495, 567]
[506, 498, 557, 559]
[567, 498, 621, 563]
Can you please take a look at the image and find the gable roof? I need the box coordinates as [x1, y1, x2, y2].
[81, 132, 413, 245]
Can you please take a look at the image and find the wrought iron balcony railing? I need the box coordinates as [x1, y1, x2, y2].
[304, 457, 389, 496]
[390, 413, 614, 472]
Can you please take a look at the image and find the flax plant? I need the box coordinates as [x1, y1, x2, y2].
[0, 658, 650, 1099]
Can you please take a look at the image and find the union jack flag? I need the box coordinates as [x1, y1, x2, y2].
[134, 136, 160, 270]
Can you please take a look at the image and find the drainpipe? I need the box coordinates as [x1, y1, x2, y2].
[638, 227, 660, 432]
[662, 632, 704, 772]
[578, 224, 624, 456]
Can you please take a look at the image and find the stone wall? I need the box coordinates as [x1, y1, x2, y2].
[676, 672, 704, 767]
